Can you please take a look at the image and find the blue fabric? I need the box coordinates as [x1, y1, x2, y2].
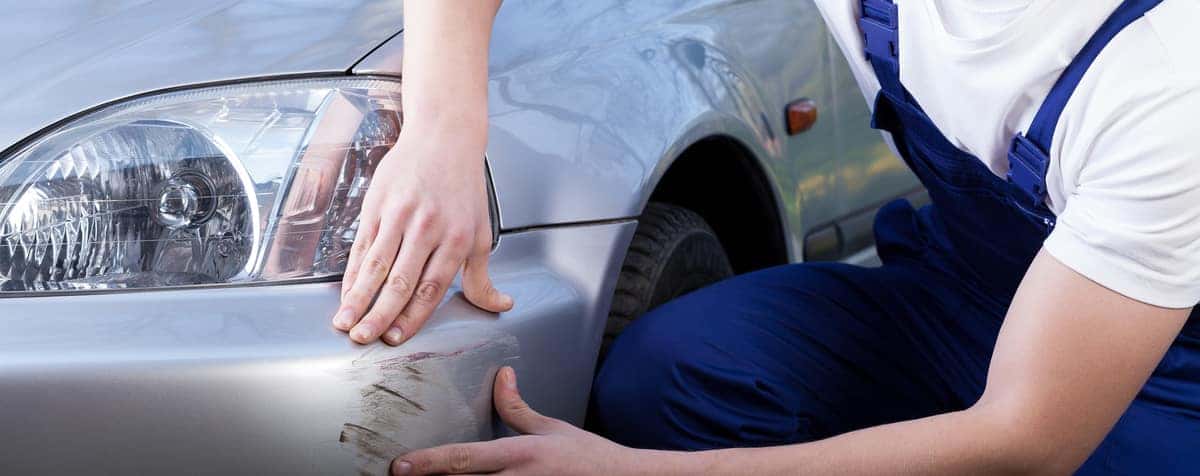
[1009, 0, 1168, 207]
[1024, 0, 1167, 152]
[590, 0, 1200, 473]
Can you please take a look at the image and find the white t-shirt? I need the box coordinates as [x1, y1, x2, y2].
[814, 0, 1200, 308]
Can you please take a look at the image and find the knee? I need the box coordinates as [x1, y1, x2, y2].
[591, 304, 684, 406]
[589, 301, 700, 446]
[590, 292, 807, 449]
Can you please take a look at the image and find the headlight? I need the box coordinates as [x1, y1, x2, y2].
[0, 78, 490, 294]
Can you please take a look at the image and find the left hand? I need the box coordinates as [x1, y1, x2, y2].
[332, 125, 511, 346]
[392, 367, 638, 475]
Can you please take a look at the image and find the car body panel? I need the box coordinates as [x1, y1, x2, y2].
[357, 0, 916, 256]
[0, 222, 634, 474]
[0, 1, 920, 474]
[0, 0, 404, 156]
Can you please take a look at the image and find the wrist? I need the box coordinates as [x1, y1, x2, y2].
[404, 105, 487, 132]
[398, 110, 489, 160]
[401, 84, 488, 134]
[398, 112, 482, 151]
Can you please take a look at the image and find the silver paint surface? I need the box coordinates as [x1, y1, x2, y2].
[0, 1, 918, 473]
[0, 222, 635, 474]
[358, 0, 917, 250]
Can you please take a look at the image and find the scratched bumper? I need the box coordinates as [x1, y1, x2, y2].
[0, 221, 635, 475]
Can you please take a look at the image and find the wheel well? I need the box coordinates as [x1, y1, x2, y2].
[648, 136, 788, 274]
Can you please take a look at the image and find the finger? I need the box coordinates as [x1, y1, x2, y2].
[461, 237, 513, 313]
[333, 222, 403, 334]
[340, 190, 386, 298]
[340, 208, 381, 301]
[389, 245, 467, 345]
[357, 237, 433, 345]
[393, 440, 513, 475]
[493, 367, 561, 435]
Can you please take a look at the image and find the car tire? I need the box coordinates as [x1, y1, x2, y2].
[601, 201, 734, 355]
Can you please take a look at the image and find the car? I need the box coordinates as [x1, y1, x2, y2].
[0, 1, 920, 474]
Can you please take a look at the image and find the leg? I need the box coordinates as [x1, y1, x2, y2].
[1076, 402, 1200, 475]
[589, 259, 1003, 450]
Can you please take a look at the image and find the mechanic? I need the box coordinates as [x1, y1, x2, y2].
[333, 1, 1200, 474]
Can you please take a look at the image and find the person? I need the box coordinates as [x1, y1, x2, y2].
[346, 1, 1200, 474]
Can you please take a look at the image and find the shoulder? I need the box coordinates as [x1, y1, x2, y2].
[1053, 1, 1200, 172]
[1069, 0, 1200, 102]
[1045, 0, 1200, 308]
[1145, 0, 1200, 81]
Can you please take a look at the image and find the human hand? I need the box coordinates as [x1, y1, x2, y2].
[332, 124, 513, 345]
[392, 367, 642, 475]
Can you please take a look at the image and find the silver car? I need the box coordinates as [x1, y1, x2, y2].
[0, 1, 919, 474]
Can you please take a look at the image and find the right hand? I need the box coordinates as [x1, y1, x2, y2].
[332, 123, 513, 346]
[393, 367, 640, 476]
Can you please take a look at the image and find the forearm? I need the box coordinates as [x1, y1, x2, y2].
[643, 407, 1053, 476]
[401, 0, 501, 141]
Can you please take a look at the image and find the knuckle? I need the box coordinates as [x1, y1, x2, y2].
[344, 289, 371, 306]
[384, 274, 413, 295]
[396, 199, 419, 217]
[475, 239, 493, 255]
[364, 256, 390, 275]
[445, 229, 472, 249]
[351, 239, 371, 256]
[415, 281, 442, 304]
[414, 212, 440, 233]
[449, 446, 472, 473]
[467, 281, 496, 299]
[504, 399, 531, 417]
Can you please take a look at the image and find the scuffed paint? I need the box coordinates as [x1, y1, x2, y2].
[338, 331, 520, 475]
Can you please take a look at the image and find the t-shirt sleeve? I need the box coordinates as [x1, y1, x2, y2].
[1044, 75, 1200, 309]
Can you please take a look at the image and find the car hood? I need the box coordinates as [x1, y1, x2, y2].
[0, 0, 403, 153]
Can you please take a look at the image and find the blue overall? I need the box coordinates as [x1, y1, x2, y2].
[590, 0, 1200, 473]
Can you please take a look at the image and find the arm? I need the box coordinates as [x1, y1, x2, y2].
[333, 0, 512, 345]
[395, 250, 1188, 475]
[694, 249, 1188, 475]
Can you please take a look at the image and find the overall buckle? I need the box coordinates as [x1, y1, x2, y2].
[859, 0, 898, 68]
[1007, 134, 1050, 207]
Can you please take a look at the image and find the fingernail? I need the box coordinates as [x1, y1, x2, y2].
[504, 367, 518, 390]
[351, 324, 374, 342]
[393, 460, 412, 475]
[501, 294, 514, 308]
[332, 309, 354, 329]
[384, 327, 404, 344]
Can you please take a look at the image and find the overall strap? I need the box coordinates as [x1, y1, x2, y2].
[1008, 0, 1163, 206]
[859, 0, 904, 99]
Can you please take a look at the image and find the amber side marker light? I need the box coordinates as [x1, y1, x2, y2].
[786, 98, 818, 135]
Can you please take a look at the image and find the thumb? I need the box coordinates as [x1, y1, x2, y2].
[462, 247, 514, 313]
[493, 367, 560, 435]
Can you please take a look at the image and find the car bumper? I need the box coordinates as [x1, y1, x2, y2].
[0, 221, 635, 475]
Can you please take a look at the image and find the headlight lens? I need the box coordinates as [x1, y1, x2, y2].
[0, 78, 455, 293]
